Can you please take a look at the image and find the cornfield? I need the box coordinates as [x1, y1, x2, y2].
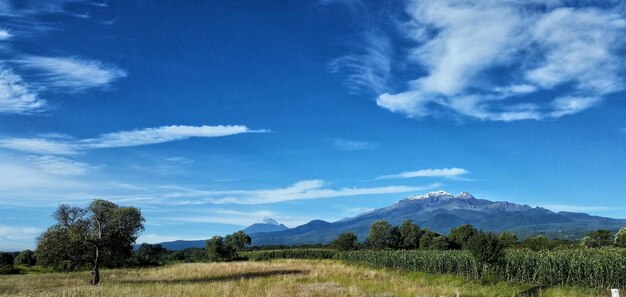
[241, 249, 338, 261]
[244, 248, 626, 289]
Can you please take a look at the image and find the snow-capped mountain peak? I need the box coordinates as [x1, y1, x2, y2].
[457, 192, 475, 199]
[406, 190, 455, 200]
[405, 191, 476, 200]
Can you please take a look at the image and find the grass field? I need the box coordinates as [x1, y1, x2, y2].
[0, 260, 609, 297]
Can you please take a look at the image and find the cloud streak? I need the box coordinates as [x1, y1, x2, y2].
[377, 167, 469, 180]
[166, 180, 439, 205]
[0, 125, 268, 154]
[332, 138, 378, 151]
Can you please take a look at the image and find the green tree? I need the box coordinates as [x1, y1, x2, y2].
[498, 232, 518, 248]
[36, 200, 144, 285]
[224, 231, 252, 253]
[0, 252, 14, 275]
[615, 227, 626, 248]
[429, 236, 451, 250]
[466, 232, 505, 265]
[15, 250, 36, 266]
[522, 235, 553, 251]
[449, 224, 478, 249]
[133, 243, 168, 266]
[398, 220, 421, 249]
[581, 230, 614, 248]
[419, 228, 438, 250]
[206, 231, 251, 261]
[367, 221, 393, 250]
[331, 232, 359, 251]
[206, 236, 231, 261]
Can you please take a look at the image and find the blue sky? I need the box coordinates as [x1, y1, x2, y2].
[1, 0, 626, 251]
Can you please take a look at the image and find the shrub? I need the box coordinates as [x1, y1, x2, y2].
[15, 249, 36, 266]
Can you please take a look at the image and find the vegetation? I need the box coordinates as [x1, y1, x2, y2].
[449, 224, 478, 249]
[35, 200, 144, 285]
[365, 220, 394, 250]
[330, 232, 358, 251]
[131, 243, 168, 266]
[242, 249, 338, 261]
[5, 203, 626, 294]
[15, 249, 36, 266]
[0, 252, 14, 275]
[616, 227, 626, 248]
[581, 230, 614, 248]
[2, 259, 607, 297]
[397, 220, 421, 249]
[206, 231, 251, 261]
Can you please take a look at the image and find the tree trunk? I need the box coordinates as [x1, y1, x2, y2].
[90, 246, 100, 286]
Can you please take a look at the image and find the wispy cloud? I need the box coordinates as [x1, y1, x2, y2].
[0, 125, 268, 154]
[339, 1, 626, 121]
[541, 204, 617, 213]
[0, 225, 42, 250]
[329, 31, 391, 94]
[91, 180, 440, 206]
[29, 155, 91, 176]
[0, 137, 77, 155]
[81, 125, 267, 149]
[0, 67, 47, 114]
[377, 167, 469, 180]
[0, 2, 126, 114]
[179, 180, 439, 205]
[16, 56, 127, 92]
[332, 138, 378, 151]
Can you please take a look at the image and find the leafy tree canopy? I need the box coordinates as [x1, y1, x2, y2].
[36, 200, 144, 285]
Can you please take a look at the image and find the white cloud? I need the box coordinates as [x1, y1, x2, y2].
[0, 29, 11, 40]
[0, 225, 42, 250]
[29, 155, 91, 176]
[17, 56, 127, 92]
[377, 167, 469, 180]
[332, 138, 378, 151]
[0, 67, 46, 114]
[0, 137, 77, 155]
[549, 96, 602, 118]
[0, 125, 267, 154]
[0, 225, 41, 240]
[81, 125, 267, 149]
[344, 1, 626, 121]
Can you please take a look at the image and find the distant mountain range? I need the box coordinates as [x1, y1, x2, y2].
[155, 191, 626, 250]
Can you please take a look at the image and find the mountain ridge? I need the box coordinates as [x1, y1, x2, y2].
[152, 191, 626, 250]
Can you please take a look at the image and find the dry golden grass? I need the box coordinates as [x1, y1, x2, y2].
[0, 260, 606, 297]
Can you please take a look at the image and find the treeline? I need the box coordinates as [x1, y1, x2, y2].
[330, 220, 626, 252]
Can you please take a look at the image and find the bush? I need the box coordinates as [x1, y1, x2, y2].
[0, 252, 15, 275]
[15, 249, 36, 266]
[581, 230, 614, 248]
